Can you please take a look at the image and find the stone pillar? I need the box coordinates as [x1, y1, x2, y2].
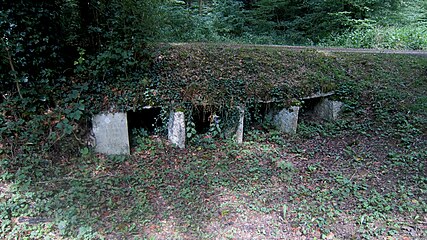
[273, 106, 300, 134]
[168, 111, 186, 149]
[92, 112, 130, 155]
[235, 106, 245, 144]
[314, 99, 343, 121]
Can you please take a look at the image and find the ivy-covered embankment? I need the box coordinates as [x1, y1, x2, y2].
[131, 43, 427, 113]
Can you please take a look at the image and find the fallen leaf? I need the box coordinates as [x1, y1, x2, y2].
[324, 232, 335, 239]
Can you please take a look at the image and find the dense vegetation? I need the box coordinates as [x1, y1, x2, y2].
[1, 0, 426, 239]
[1, 50, 426, 238]
[154, 0, 427, 49]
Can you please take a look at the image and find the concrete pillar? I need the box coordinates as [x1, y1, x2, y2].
[92, 112, 130, 155]
[168, 111, 186, 149]
[235, 106, 245, 144]
[273, 106, 300, 134]
[314, 99, 343, 121]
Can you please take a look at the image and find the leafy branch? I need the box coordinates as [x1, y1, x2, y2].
[2, 40, 23, 99]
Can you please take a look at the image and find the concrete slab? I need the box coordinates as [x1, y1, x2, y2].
[314, 99, 343, 121]
[168, 111, 186, 148]
[92, 112, 130, 155]
[302, 91, 335, 100]
[273, 106, 300, 134]
[235, 106, 245, 144]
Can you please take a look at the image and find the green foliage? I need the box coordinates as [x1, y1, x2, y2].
[147, 0, 426, 49]
[211, 0, 249, 37]
[322, 25, 427, 50]
[1, 1, 427, 237]
[186, 121, 198, 140]
[132, 128, 156, 152]
[155, 0, 249, 42]
[0, 0, 166, 168]
[70, 0, 167, 111]
[1, 0, 425, 165]
[154, 0, 413, 46]
[207, 114, 222, 137]
[0, 2, 76, 164]
[0, 1, 66, 97]
[248, 0, 402, 43]
[154, 44, 334, 106]
[153, 43, 427, 112]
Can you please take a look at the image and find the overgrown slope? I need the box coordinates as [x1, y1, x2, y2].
[1, 43, 426, 239]
[148, 43, 427, 116]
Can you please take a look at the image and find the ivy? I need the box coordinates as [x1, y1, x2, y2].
[151, 43, 345, 108]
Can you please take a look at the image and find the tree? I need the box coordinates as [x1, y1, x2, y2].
[1, 1, 66, 103]
[247, 0, 403, 43]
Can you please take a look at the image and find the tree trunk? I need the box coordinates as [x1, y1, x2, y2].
[78, 0, 99, 51]
[185, 0, 192, 8]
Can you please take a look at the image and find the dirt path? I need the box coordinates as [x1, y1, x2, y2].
[270, 45, 427, 57]
[171, 42, 427, 57]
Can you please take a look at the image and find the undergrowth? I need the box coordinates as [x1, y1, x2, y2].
[1, 100, 426, 239]
[1, 47, 426, 239]
[321, 25, 427, 50]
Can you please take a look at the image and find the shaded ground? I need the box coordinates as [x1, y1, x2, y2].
[133, 124, 426, 240]
[1, 111, 425, 239]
